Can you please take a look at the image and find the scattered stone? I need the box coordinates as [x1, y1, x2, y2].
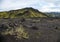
[55, 27, 58, 29]
[21, 18, 25, 22]
[31, 26, 38, 30]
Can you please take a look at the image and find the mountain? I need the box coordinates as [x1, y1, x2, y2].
[45, 12, 60, 17]
[0, 7, 48, 18]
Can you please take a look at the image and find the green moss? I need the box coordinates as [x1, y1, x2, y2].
[1, 25, 29, 39]
[0, 8, 48, 18]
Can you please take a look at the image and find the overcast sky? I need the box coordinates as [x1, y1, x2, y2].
[0, 0, 60, 12]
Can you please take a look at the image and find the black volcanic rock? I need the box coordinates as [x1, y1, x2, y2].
[0, 18, 60, 42]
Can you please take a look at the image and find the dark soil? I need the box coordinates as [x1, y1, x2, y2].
[0, 18, 60, 42]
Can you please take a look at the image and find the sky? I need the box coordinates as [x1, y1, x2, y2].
[0, 0, 60, 12]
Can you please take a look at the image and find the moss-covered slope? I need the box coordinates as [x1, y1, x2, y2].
[0, 7, 49, 18]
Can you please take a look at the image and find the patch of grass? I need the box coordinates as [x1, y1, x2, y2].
[1, 25, 29, 39]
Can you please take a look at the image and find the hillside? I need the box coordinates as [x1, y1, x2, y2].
[45, 12, 60, 17]
[0, 7, 48, 18]
[0, 8, 60, 42]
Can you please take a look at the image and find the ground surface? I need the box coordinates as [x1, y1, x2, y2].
[0, 18, 60, 42]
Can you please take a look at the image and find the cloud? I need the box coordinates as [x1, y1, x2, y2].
[0, 0, 60, 12]
[39, 2, 60, 12]
[0, 0, 40, 11]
